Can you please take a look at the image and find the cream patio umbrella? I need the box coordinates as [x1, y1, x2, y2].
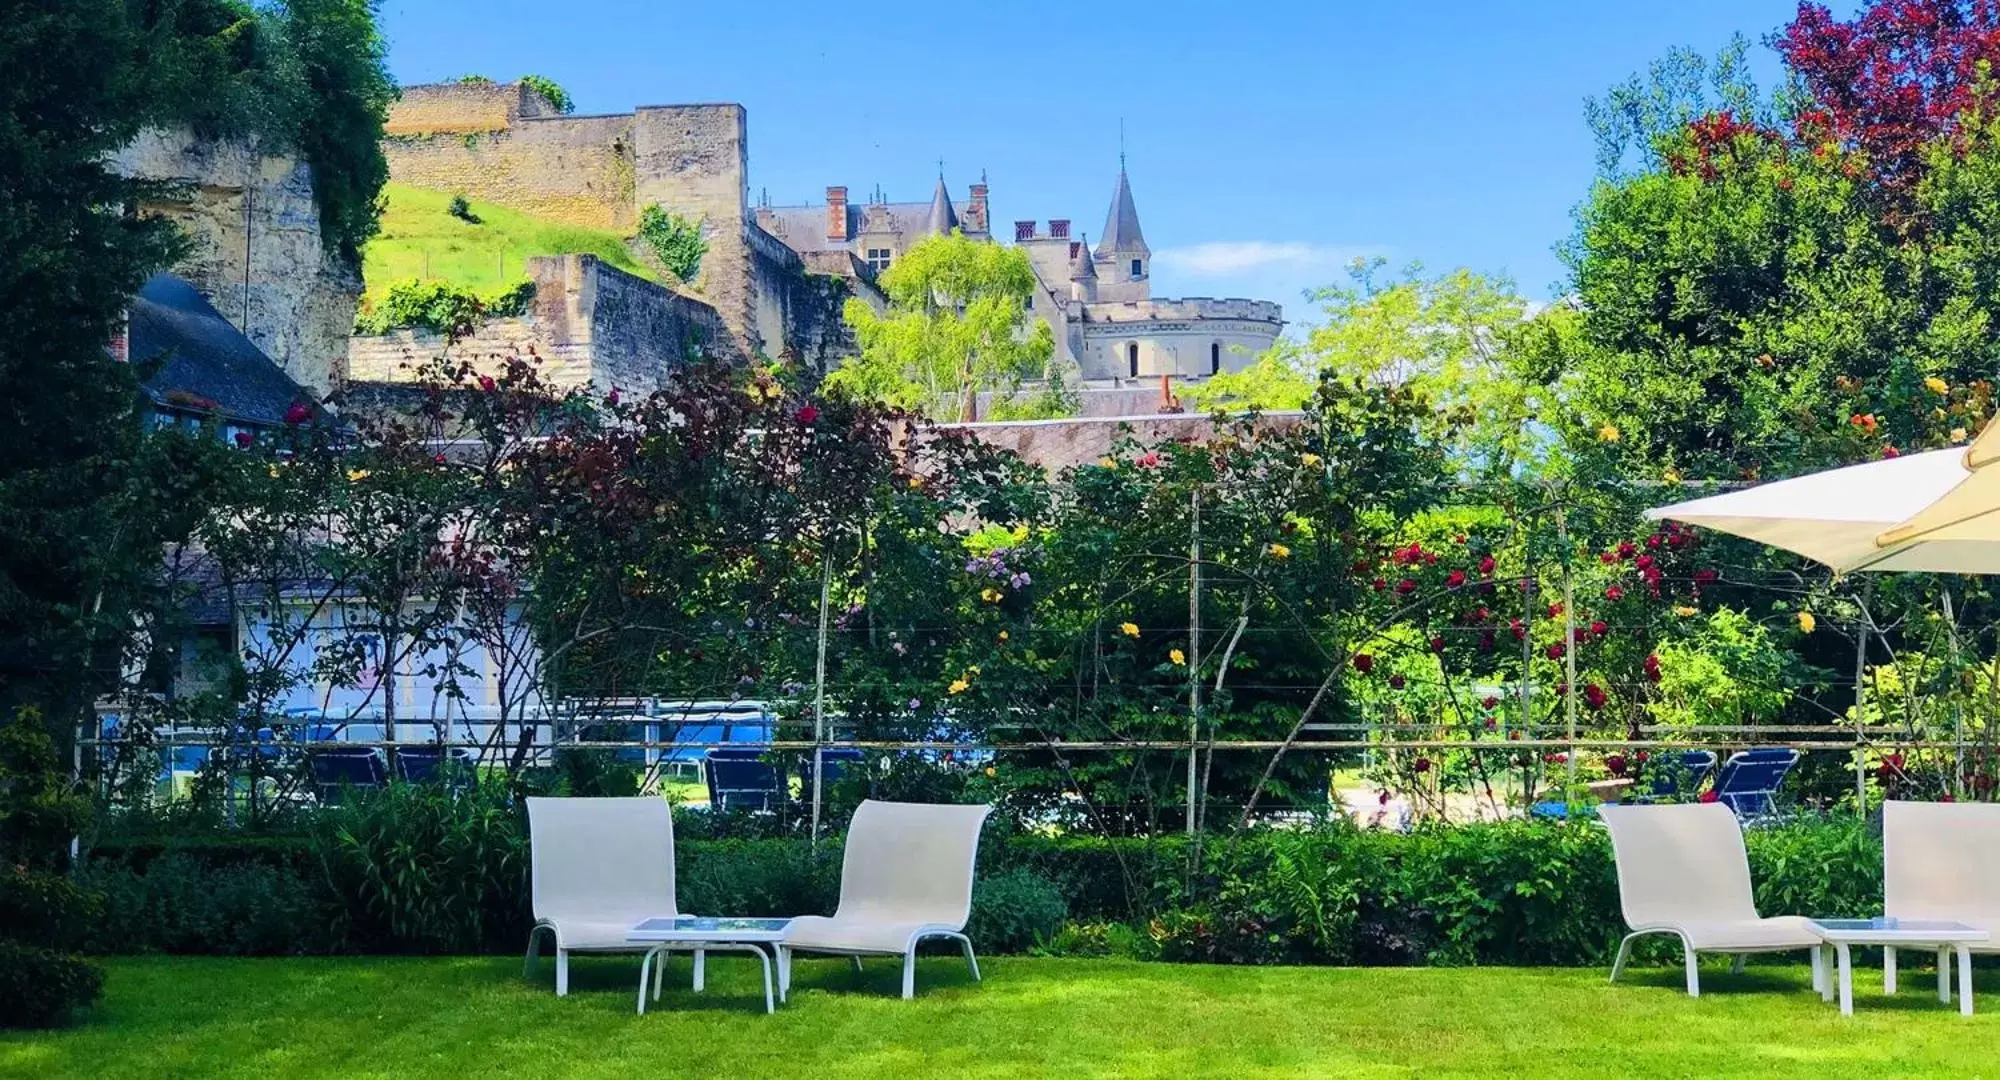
[1643, 417, 2000, 805]
[1643, 418, 2000, 573]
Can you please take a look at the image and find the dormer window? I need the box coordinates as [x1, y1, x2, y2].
[1130, 259, 1143, 279]
[865, 248, 893, 273]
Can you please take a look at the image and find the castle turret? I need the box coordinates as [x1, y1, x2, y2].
[1068, 235, 1097, 303]
[1093, 162, 1150, 300]
[923, 174, 960, 237]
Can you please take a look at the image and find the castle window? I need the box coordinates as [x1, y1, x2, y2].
[1127, 342, 1139, 378]
[866, 248, 893, 273]
[1211, 342, 1221, 375]
[1130, 259, 1143, 279]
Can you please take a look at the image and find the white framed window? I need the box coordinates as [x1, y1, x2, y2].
[866, 247, 893, 273]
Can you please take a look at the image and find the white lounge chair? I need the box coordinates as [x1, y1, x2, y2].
[777, 799, 992, 1000]
[524, 796, 687, 996]
[1600, 802, 1822, 996]
[1882, 799, 2000, 997]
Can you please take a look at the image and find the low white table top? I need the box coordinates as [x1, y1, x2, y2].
[1808, 918, 1990, 944]
[628, 916, 792, 944]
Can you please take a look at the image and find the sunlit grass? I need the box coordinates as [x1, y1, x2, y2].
[7, 956, 2000, 1078]
[359, 183, 654, 303]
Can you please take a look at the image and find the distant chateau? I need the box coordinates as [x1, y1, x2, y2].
[761, 164, 1282, 386]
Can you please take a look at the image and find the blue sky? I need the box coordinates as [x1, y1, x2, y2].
[376, 0, 1825, 318]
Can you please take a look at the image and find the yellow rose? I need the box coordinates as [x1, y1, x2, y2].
[1674, 605, 1698, 617]
[1953, 427, 1970, 443]
[997, 630, 1009, 641]
[1798, 611, 1816, 634]
[1098, 457, 1116, 468]
[984, 767, 996, 778]
[1598, 424, 1621, 443]
[1927, 376, 1950, 395]
[346, 469, 371, 482]
[1663, 467, 1682, 484]
[1120, 622, 1140, 638]
[981, 588, 1002, 603]
[1169, 648, 1186, 666]
[908, 475, 924, 489]
[948, 678, 970, 695]
[1300, 452, 1323, 467]
[1268, 542, 1292, 559]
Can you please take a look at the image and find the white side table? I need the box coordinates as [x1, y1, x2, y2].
[1807, 918, 1989, 1016]
[627, 916, 793, 1015]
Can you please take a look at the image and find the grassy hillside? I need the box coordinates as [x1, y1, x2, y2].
[360, 183, 656, 301]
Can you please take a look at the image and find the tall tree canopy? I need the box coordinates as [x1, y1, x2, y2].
[829, 232, 1064, 420]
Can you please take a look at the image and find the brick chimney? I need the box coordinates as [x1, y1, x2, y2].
[106, 308, 129, 364]
[1049, 219, 1070, 239]
[825, 186, 848, 242]
[1014, 220, 1036, 241]
[967, 182, 989, 234]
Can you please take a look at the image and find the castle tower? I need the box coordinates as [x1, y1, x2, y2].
[1069, 234, 1098, 303]
[1093, 162, 1150, 301]
[923, 174, 961, 237]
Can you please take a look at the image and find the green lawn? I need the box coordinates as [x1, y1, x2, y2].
[359, 183, 655, 303]
[7, 956, 2000, 1078]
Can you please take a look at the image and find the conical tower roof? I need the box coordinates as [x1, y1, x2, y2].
[924, 175, 960, 237]
[1094, 164, 1148, 258]
[1070, 235, 1098, 281]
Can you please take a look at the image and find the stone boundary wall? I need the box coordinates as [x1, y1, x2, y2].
[346, 254, 735, 397]
[927, 411, 1307, 473]
[384, 81, 554, 135]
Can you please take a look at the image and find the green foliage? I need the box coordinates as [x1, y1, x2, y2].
[0, 942, 104, 1029]
[452, 74, 493, 85]
[830, 231, 1061, 418]
[311, 779, 530, 952]
[361, 182, 657, 295]
[637, 204, 707, 283]
[519, 74, 574, 114]
[353, 278, 536, 337]
[0, 711, 103, 1026]
[446, 193, 478, 223]
[79, 853, 340, 955]
[966, 867, 1069, 954]
[1650, 609, 1802, 727]
[676, 839, 839, 918]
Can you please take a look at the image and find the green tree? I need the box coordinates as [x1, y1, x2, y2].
[1191, 259, 1544, 476]
[829, 232, 1062, 420]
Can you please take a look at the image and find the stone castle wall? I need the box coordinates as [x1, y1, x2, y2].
[110, 128, 361, 394]
[346, 254, 735, 396]
[379, 84, 824, 360]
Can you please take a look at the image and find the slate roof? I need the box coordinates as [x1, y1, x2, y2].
[130, 273, 312, 427]
[1095, 167, 1148, 258]
[924, 175, 960, 237]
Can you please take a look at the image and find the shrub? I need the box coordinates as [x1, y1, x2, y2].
[967, 867, 1068, 954]
[446, 193, 479, 224]
[80, 854, 342, 955]
[637, 204, 707, 282]
[519, 74, 574, 115]
[311, 779, 529, 952]
[677, 839, 838, 918]
[353, 278, 535, 337]
[0, 942, 104, 1028]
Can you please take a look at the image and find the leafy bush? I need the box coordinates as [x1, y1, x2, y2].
[519, 74, 574, 115]
[353, 278, 536, 337]
[312, 779, 529, 952]
[638, 204, 707, 282]
[0, 710, 103, 1027]
[0, 942, 104, 1028]
[967, 867, 1068, 954]
[677, 839, 838, 918]
[80, 854, 341, 955]
[446, 193, 479, 224]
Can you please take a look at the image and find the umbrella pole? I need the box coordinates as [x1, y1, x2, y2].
[1853, 586, 1872, 816]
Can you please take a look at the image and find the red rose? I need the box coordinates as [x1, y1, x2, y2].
[1604, 753, 1627, 775]
[1388, 673, 1406, 690]
[284, 402, 311, 425]
[1509, 618, 1526, 640]
[796, 404, 821, 424]
[478, 375, 497, 392]
[1698, 790, 1719, 804]
[1616, 541, 1635, 559]
[1372, 577, 1387, 591]
[607, 388, 621, 406]
[1600, 551, 1616, 564]
[1546, 642, 1565, 660]
[1429, 635, 1446, 654]
[1396, 578, 1417, 595]
[1582, 683, 1607, 710]
[1352, 653, 1374, 674]
[1547, 602, 1564, 618]
[1604, 585, 1624, 601]
[1478, 555, 1496, 575]
[1445, 570, 1466, 589]
[1590, 620, 1608, 636]
[233, 431, 254, 448]
[1634, 554, 1654, 571]
[1481, 695, 1500, 710]
[1413, 756, 1431, 773]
